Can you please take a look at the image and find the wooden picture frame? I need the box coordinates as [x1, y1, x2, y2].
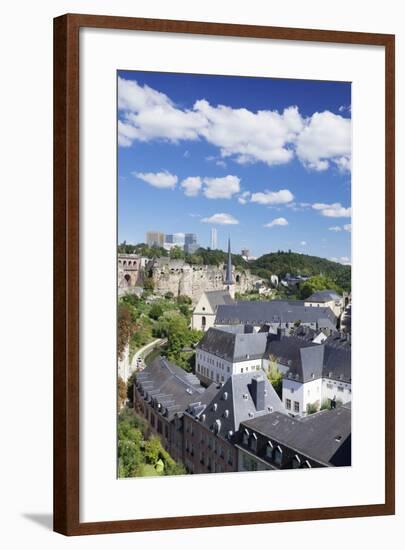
[53, 13, 395, 536]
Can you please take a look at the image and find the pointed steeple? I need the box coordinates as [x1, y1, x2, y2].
[224, 236, 234, 286]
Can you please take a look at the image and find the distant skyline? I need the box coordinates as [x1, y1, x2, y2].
[118, 71, 351, 264]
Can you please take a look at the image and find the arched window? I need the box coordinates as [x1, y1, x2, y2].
[201, 316, 206, 330]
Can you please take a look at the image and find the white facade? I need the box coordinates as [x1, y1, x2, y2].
[322, 378, 352, 404]
[304, 298, 343, 318]
[195, 349, 262, 384]
[192, 292, 217, 331]
[282, 375, 351, 416]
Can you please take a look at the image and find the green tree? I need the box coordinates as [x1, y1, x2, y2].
[299, 275, 342, 300]
[144, 436, 162, 465]
[169, 246, 184, 260]
[149, 303, 163, 320]
[306, 402, 319, 415]
[117, 376, 127, 409]
[267, 355, 283, 397]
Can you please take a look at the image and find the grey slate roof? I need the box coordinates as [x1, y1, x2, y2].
[267, 336, 324, 382]
[188, 372, 285, 440]
[215, 300, 337, 329]
[267, 333, 351, 383]
[306, 290, 342, 302]
[204, 290, 234, 310]
[135, 356, 207, 421]
[242, 403, 351, 466]
[197, 327, 268, 363]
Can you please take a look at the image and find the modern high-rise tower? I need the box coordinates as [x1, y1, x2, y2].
[210, 227, 218, 250]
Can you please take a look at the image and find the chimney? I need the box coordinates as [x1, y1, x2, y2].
[251, 378, 265, 411]
[277, 327, 286, 339]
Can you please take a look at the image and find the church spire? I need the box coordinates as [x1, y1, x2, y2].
[224, 236, 234, 286]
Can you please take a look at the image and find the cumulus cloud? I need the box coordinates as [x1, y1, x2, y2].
[118, 77, 206, 145]
[203, 175, 240, 199]
[300, 241, 307, 246]
[118, 77, 351, 172]
[194, 100, 303, 166]
[133, 170, 178, 189]
[201, 213, 239, 225]
[295, 111, 351, 172]
[343, 223, 352, 232]
[329, 226, 342, 232]
[264, 217, 289, 228]
[250, 189, 294, 205]
[181, 176, 202, 197]
[312, 202, 351, 218]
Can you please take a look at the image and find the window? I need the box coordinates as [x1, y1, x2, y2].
[266, 441, 274, 460]
[338, 386, 344, 392]
[274, 446, 283, 466]
[227, 449, 233, 465]
[294, 401, 300, 413]
[242, 429, 249, 445]
[292, 455, 301, 468]
[286, 398, 291, 410]
[250, 434, 258, 452]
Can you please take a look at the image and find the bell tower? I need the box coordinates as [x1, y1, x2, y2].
[224, 237, 235, 298]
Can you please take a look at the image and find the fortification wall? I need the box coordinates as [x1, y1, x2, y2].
[149, 261, 260, 303]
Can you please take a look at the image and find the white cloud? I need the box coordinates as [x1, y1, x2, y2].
[329, 226, 342, 232]
[312, 202, 351, 218]
[118, 77, 206, 144]
[238, 191, 251, 205]
[300, 241, 307, 246]
[250, 189, 294, 205]
[119, 77, 351, 172]
[181, 176, 202, 197]
[343, 223, 352, 232]
[195, 100, 303, 166]
[134, 170, 178, 189]
[264, 217, 289, 228]
[295, 111, 351, 172]
[203, 175, 240, 199]
[201, 213, 239, 225]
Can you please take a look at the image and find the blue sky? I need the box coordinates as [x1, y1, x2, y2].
[118, 71, 351, 263]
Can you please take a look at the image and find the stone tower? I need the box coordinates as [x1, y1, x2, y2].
[224, 237, 235, 298]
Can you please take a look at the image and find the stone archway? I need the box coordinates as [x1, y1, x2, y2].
[124, 274, 131, 287]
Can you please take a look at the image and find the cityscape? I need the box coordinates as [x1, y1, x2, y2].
[117, 70, 351, 478]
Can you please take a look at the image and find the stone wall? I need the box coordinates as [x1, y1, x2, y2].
[148, 259, 261, 303]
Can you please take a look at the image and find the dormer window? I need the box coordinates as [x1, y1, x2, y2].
[292, 455, 301, 469]
[242, 429, 249, 445]
[274, 445, 283, 466]
[250, 433, 258, 452]
[266, 441, 274, 460]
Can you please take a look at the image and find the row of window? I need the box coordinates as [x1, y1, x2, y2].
[185, 439, 233, 467]
[285, 399, 300, 413]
